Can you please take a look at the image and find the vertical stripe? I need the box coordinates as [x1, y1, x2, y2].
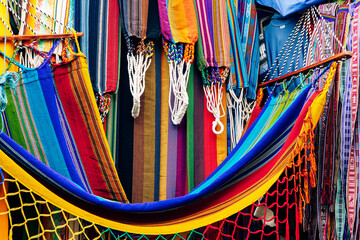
[118, 35, 134, 201]
[176, 119, 187, 197]
[159, 48, 169, 200]
[142, 48, 156, 202]
[204, 95, 218, 178]
[132, 92, 145, 203]
[194, 65, 205, 187]
[105, 0, 120, 93]
[154, 40, 162, 201]
[187, 64, 195, 191]
[216, 86, 227, 166]
[166, 115, 177, 199]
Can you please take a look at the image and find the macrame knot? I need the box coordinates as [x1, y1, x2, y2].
[126, 35, 154, 119]
[164, 41, 193, 125]
[203, 67, 228, 134]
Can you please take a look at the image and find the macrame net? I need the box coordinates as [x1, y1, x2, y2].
[163, 40, 195, 125]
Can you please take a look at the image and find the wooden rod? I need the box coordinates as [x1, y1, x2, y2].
[0, 32, 84, 41]
[257, 51, 353, 88]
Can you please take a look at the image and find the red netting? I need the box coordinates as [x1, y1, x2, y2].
[200, 113, 316, 240]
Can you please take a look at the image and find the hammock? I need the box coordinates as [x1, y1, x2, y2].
[0, 60, 336, 237]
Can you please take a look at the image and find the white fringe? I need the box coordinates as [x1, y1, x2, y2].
[203, 82, 225, 135]
[169, 60, 191, 125]
[227, 88, 255, 150]
[127, 52, 152, 118]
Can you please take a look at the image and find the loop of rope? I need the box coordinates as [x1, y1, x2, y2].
[203, 68, 229, 135]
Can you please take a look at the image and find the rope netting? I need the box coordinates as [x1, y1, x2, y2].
[0, 103, 318, 240]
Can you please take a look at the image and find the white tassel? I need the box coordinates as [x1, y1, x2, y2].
[227, 88, 255, 149]
[204, 82, 225, 135]
[127, 52, 152, 118]
[169, 60, 191, 125]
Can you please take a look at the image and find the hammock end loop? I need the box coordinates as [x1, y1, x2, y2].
[212, 117, 224, 135]
[131, 98, 141, 118]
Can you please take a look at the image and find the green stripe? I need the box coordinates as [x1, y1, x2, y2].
[187, 64, 195, 192]
[4, 87, 27, 148]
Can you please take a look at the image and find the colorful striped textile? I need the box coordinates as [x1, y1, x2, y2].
[226, 0, 259, 151]
[52, 54, 127, 202]
[119, 0, 160, 118]
[74, 0, 121, 100]
[226, 0, 259, 100]
[194, 0, 231, 135]
[0, 62, 335, 235]
[0, 2, 15, 238]
[158, 0, 198, 125]
[116, 40, 227, 202]
[1, 34, 128, 202]
[4, 62, 87, 190]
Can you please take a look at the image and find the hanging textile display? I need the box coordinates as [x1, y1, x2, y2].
[157, 0, 198, 125]
[194, 0, 231, 135]
[2, 1, 360, 239]
[226, 0, 259, 149]
[120, 0, 160, 118]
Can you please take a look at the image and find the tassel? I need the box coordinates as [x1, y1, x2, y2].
[164, 41, 194, 125]
[203, 67, 229, 135]
[125, 36, 154, 118]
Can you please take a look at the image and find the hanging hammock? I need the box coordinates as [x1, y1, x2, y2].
[158, 0, 198, 125]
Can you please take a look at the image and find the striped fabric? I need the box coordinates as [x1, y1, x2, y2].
[195, 0, 230, 69]
[117, 40, 228, 202]
[158, 0, 198, 44]
[75, 0, 121, 95]
[52, 55, 127, 202]
[1, 43, 128, 203]
[226, 0, 259, 99]
[194, 0, 231, 136]
[226, 0, 248, 90]
[0, 62, 336, 235]
[4, 65, 86, 189]
[120, 0, 149, 39]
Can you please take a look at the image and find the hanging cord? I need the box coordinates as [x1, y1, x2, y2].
[203, 67, 229, 135]
[262, 9, 308, 82]
[227, 88, 256, 150]
[164, 41, 194, 125]
[126, 35, 154, 118]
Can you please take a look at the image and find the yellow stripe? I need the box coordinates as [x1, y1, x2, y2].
[159, 49, 169, 200]
[143, 50, 156, 202]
